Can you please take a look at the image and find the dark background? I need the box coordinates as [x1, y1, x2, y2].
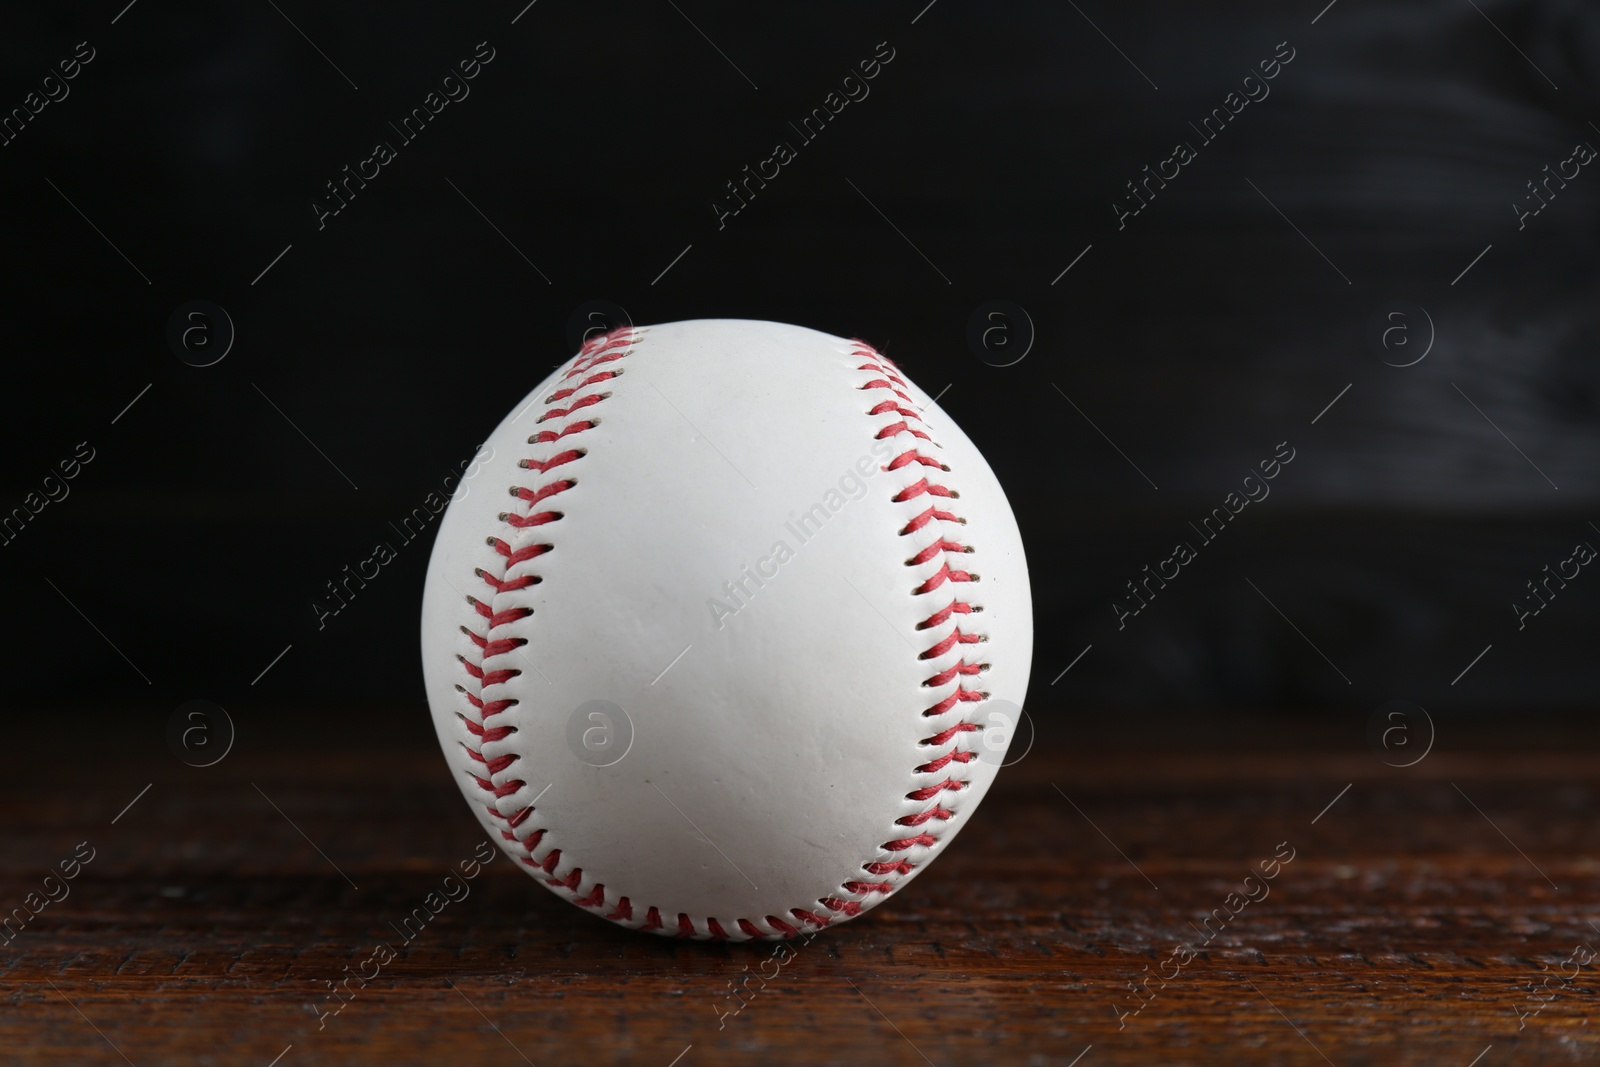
[2, 0, 1597, 739]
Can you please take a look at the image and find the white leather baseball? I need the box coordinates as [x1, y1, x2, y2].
[420, 319, 1032, 940]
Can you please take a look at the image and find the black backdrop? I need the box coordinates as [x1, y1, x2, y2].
[2, 0, 1596, 736]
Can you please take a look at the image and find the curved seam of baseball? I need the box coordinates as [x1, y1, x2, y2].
[840, 340, 988, 917]
[458, 329, 989, 942]
[452, 325, 641, 916]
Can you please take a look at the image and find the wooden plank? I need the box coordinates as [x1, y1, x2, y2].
[2, 739, 1596, 1065]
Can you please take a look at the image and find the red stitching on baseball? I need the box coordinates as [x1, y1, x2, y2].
[520, 449, 586, 474]
[918, 629, 982, 661]
[892, 478, 957, 502]
[864, 860, 915, 876]
[847, 338, 989, 910]
[488, 538, 552, 566]
[874, 420, 932, 443]
[537, 391, 609, 423]
[900, 505, 964, 535]
[887, 449, 948, 471]
[916, 749, 976, 774]
[894, 806, 954, 827]
[922, 659, 983, 686]
[923, 691, 986, 720]
[905, 778, 963, 801]
[546, 369, 622, 404]
[530, 420, 595, 444]
[911, 561, 975, 595]
[881, 833, 938, 853]
[819, 898, 863, 918]
[454, 326, 639, 932]
[867, 399, 920, 419]
[473, 569, 539, 595]
[906, 539, 971, 566]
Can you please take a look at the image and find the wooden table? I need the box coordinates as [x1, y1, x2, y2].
[3, 710, 1595, 1065]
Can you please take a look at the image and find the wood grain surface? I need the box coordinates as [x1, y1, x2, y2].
[3, 712, 1596, 1066]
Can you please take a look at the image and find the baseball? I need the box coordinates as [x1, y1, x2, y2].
[420, 319, 1032, 940]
